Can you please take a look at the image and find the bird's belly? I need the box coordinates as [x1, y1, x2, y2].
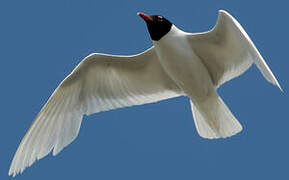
[154, 39, 215, 99]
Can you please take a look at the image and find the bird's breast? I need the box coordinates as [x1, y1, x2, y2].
[153, 31, 215, 98]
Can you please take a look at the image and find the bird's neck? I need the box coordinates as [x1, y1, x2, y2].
[153, 25, 185, 45]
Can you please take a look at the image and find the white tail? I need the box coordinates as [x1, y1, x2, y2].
[190, 94, 242, 139]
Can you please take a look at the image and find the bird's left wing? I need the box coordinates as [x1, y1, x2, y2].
[186, 10, 282, 90]
[9, 47, 181, 176]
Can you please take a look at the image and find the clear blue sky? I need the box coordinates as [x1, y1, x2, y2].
[1, 0, 288, 179]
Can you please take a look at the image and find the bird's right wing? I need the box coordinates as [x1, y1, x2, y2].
[187, 10, 282, 90]
[9, 47, 181, 177]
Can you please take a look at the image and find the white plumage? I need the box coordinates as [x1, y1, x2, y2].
[9, 10, 281, 176]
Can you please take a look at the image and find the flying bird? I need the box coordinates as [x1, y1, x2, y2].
[9, 10, 282, 176]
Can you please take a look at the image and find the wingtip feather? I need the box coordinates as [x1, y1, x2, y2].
[275, 80, 283, 92]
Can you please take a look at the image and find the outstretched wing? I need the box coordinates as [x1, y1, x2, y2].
[187, 10, 282, 90]
[9, 47, 181, 176]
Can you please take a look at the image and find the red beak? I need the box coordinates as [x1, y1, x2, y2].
[137, 12, 153, 22]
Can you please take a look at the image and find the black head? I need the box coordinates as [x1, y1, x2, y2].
[138, 12, 172, 41]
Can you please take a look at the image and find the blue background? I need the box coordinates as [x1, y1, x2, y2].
[1, 0, 288, 179]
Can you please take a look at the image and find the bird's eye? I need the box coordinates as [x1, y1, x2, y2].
[158, 16, 163, 21]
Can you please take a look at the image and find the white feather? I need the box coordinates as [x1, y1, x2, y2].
[9, 47, 181, 177]
[187, 10, 282, 90]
